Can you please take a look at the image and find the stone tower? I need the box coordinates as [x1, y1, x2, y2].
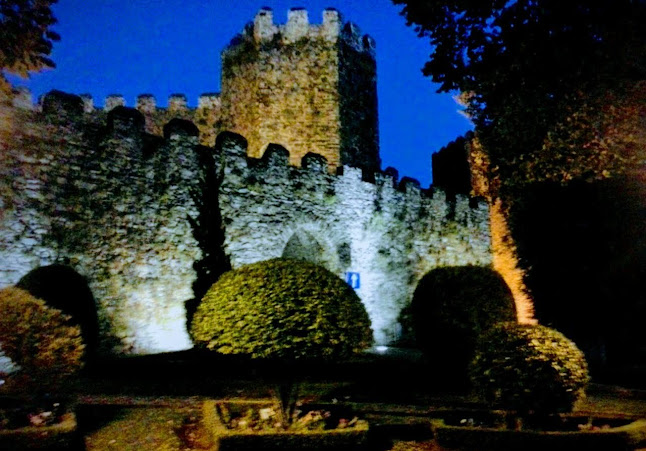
[220, 7, 380, 173]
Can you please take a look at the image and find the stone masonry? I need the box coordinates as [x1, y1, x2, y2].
[0, 8, 492, 353]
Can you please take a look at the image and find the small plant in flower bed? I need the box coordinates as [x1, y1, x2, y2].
[217, 403, 362, 432]
[442, 411, 634, 432]
[0, 397, 68, 429]
[470, 322, 589, 427]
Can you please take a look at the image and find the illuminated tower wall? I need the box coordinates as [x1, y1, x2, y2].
[220, 7, 380, 173]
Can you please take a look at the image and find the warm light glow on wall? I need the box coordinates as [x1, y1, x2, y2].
[490, 199, 536, 324]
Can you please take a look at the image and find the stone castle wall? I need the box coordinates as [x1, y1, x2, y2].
[216, 133, 491, 344]
[0, 8, 493, 354]
[0, 93, 202, 354]
[0, 91, 491, 352]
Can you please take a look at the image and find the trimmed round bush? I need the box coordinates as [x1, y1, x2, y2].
[470, 322, 589, 415]
[0, 287, 84, 394]
[190, 258, 373, 360]
[406, 266, 516, 378]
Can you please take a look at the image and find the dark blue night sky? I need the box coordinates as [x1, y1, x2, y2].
[10, 0, 473, 186]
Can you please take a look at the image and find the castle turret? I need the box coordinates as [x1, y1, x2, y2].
[220, 8, 380, 173]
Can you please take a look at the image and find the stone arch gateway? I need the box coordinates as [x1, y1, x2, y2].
[17, 264, 100, 354]
[282, 230, 335, 268]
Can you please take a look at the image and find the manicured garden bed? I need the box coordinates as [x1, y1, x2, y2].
[431, 412, 646, 451]
[0, 410, 78, 450]
[202, 400, 369, 450]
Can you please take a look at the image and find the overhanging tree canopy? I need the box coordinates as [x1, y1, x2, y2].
[0, 0, 59, 93]
[393, 0, 646, 190]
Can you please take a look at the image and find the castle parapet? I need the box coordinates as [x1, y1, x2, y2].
[136, 94, 156, 113]
[245, 7, 374, 54]
[399, 177, 421, 195]
[262, 144, 290, 168]
[284, 7, 309, 42]
[42, 90, 84, 119]
[302, 152, 328, 173]
[168, 94, 188, 112]
[198, 93, 220, 109]
[217, 131, 248, 166]
[80, 94, 94, 113]
[254, 7, 278, 41]
[321, 8, 341, 41]
[378, 167, 399, 188]
[108, 106, 145, 135]
[105, 95, 125, 111]
[163, 118, 199, 140]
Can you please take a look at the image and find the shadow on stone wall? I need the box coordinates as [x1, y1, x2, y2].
[185, 144, 231, 332]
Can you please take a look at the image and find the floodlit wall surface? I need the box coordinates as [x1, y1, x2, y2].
[217, 133, 491, 344]
[0, 94, 200, 354]
[0, 8, 492, 353]
[0, 95, 490, 351]
[220, 8, 380, 172]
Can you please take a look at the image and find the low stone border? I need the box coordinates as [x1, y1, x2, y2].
[431, 415, 646, 451]
[0, 412, 78, 450]
[202, 399, 369, 450]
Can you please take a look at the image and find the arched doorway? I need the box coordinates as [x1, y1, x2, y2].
[282, 230, 325, 265]
[406, 266, 516, 384]
[282, 229, 341, 274]
[17, 264, 99, 356]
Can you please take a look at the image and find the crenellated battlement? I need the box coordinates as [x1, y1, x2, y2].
[215, 131, 484, 214]
[16, 89, 222, 148]
[38, 92, 222, 114]
[15, 88, 479, 212]
[235, 7, 375, 56]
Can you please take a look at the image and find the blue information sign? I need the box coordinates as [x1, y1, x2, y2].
[345, 272, 360, 289]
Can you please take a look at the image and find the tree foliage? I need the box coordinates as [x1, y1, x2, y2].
[395, 1, 646, 368]
[0, 0, 59, 93]
[0, 287, 84, 395]
[470, 322, 589, 417]
[393, 0, 646, 190]
[190, 258, 372, 360]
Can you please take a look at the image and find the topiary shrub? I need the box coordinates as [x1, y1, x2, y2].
[191, 258, 372, 426]
[470, 322, 589, 419]
[0, 287, 84, 395]
[407, 266, 516, 382]
[191, 258, 372, 359]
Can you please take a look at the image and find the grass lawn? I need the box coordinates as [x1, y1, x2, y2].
[79, 402, 449, 451]
[81, 404, 211, 451]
